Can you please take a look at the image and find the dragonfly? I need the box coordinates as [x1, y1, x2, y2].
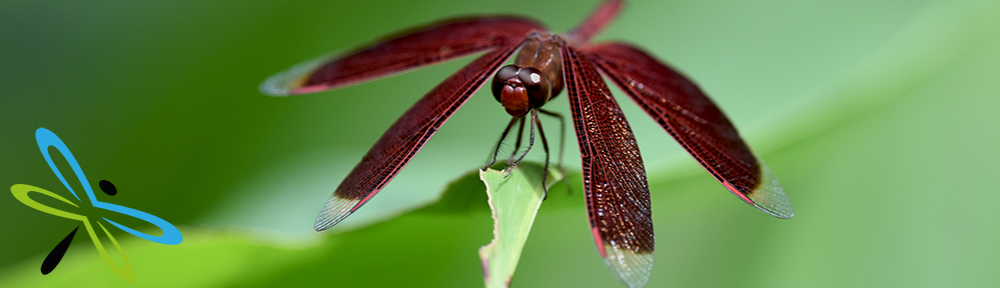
[11, 128, 183, 282]
[260, 0, 793, 287]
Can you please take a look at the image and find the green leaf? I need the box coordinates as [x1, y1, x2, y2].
[478, 162, 564, 288]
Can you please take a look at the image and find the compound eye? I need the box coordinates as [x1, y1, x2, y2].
[491, 65, 521, 103]
[517, 67, 550, 106]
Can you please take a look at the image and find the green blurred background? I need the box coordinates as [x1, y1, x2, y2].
[2, 0, 999, 287]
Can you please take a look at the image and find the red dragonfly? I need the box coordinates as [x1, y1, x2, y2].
[261, 0, 793, 287]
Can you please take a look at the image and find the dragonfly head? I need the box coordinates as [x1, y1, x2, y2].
[99, 180, 117, 196]
[491, 65, 551, 117]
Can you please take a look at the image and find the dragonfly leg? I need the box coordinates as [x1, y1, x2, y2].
[537, 109, 565, 170]
[503, 113, 535, 177]
[538, 108, 571, 195]
[485, 117, 521, 170]
[533, 110, 551, 199]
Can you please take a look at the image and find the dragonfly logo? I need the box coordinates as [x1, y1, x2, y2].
[10, 128, 183, 282]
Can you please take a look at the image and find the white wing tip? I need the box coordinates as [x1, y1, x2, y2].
[314, 195, 361, 231]
[749, 158, 794, 219]
[602, 244, 654, 288]
[260, 54, 335, 97]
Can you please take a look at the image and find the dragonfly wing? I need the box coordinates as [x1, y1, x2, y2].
[568, 0, 623, 43]
[583, 42, 793, 218]
[562, 44, 654, 288]
[314, 43, 523, 231]
[262, 17, 544, 96]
